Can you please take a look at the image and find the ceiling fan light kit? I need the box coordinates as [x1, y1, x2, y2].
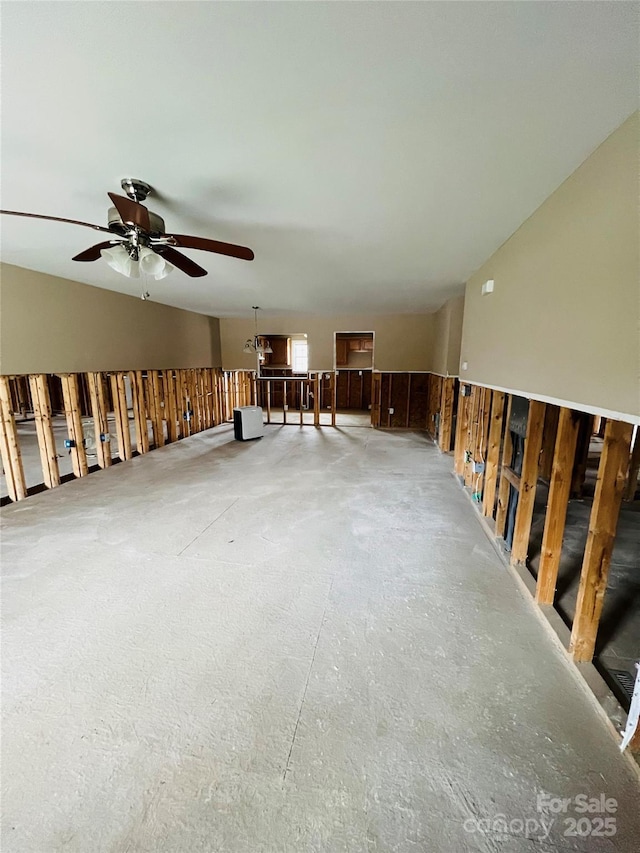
[0, 177, 255, 284]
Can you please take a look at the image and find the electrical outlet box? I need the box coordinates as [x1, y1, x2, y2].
[461, 383, 472, 397]
[358, 370, 362, 376]
[389, 407, 394, 414]
[472, 461, 485, 474]
[64, 439, 76, 449]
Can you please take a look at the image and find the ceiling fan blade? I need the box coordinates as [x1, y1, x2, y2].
[72, 241, 121, 262]
[107, 193, 151, 232]
[165, 233, 254, 261]
[154, 245, 208, 277]
[0, 209, 110, 233]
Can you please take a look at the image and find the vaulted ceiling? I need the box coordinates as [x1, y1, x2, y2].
[1, 2, 637, 317]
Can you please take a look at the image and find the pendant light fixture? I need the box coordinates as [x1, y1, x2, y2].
[243, 306, 273, 358]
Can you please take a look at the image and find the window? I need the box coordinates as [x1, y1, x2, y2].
[291, 339, 308, 373]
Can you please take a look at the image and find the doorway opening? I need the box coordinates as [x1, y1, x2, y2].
[333, 332, 374, 427]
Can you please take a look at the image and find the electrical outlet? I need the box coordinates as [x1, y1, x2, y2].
[389, 407, 394, 414]
[472, 461, 485, 474]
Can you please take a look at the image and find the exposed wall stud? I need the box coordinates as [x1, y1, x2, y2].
[536, 407, 580, 605]
[510, 400, 546, 564]
[0, 375, 27, 500]
[569, 419, 633, 662]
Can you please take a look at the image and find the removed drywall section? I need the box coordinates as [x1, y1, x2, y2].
[220, 313, 435, 372]
[460, 112, 639, 421]
[431, 294, 465, 376]
[0, 264, 222, 374]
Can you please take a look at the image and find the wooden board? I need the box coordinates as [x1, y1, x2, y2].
[494, 396, 513, 539]
[29, 374, 61, 487]
[535, 407, 580, 605]
[60, 373, 89, 476]
[438, 377, 455, 452]
[453, 388, 470, 477]
[0, 375, 27, 500]
[569, 419, 633, 662]
[482, 391, 505, 517]
[86, 372, 112, 469]
[130, 370, 149, 454]
[510, 400, 546, 565]
[109, 372, 132, 461]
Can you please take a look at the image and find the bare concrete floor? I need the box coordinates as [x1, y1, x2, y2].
[2, 425, 639, 852]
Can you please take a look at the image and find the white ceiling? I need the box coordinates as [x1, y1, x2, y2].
[1, 2, 637, 318]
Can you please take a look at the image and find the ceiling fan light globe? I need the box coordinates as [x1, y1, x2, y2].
[100, 244, 139, 278]
[139, 246, 168, 279]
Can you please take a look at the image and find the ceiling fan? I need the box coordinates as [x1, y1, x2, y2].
[0, 178, 255, 279]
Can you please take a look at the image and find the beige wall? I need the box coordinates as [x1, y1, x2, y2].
[221, 313, 435, 372]
[431, 294, 465, 376]
[460, 112, 640, 421]
[0, 263, 222, 374]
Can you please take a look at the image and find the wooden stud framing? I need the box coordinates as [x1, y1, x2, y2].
[463, 386, 478, 488]
[60, 373, 89, 477]
[438, 377, 455, 452]
[313, 374, 320, 426]
[494, 396, 513, 539]
[0, 375, 27, 500]
[86, 372, 112, 470]
[109, 372, 132, 462]
[148, 371, 165, 447]
[569, 419, 633, 662]
[130, 370, 149, 454]
[535, 407, 580, 605]
[510, 400, 546, 565]
[453, 387, 470, 477]
[482, 391, 505, 517]
[28, 374, 61, 488]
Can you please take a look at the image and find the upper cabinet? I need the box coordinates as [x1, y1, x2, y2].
[336, 338, 349, 366]
[348, 337, 374, 352]
[263, 337, 290, 366]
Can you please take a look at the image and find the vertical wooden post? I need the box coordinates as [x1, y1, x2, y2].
[149, 371, 165, 447]
[535, 407, 580, 605]
[0, 376, 27, 500]
[283, 381, 288, 425]
[60, 373, 89, 476]
[569, 419, 633, 662]
[109, 372, 132, 461]
[163, 371, 179, 441]
[453, 387, 469, 477]
[129, 370, 149, 454]
[463, 386, 479, 488]
[494, 396, 513, 539]
[438, 377, 455, 452]
[28, 374, 61, 487]
[510, 400, 546, 565]
[482, 391, 505, 517]
[86, 372, 112, 469]
[474, 388, 492, 498]
[623, 426, 640, 501]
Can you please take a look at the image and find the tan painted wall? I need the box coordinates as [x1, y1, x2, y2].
[0, 263, 222, 374]
[460, 113, 640, 421]
[431, 294, 465, 376]
[221, 313, 435, 372]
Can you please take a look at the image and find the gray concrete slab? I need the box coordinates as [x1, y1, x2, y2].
[2, 425, 639, 852]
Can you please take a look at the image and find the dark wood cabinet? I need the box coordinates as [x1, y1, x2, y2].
[264, 337, 290, 366]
